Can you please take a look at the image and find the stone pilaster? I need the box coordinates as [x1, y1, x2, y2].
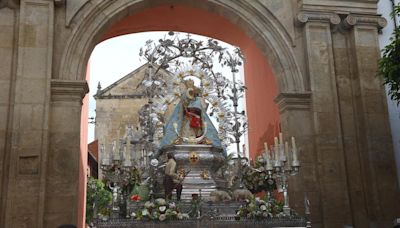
[0, 7, 16, 227]
[3, 1, 54, 228]
[275, 93, 320, 222]
[297, 11, 353, 227]
[343, 13, 400, 227]
[45, 79, 88, 228]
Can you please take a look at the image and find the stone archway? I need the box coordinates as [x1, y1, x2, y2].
[55, 1, 309, 227]
[58, 0, 308, 157]
[60, 1, 304, 92]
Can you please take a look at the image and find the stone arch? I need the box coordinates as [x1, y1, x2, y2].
[59, 0, 305, 93]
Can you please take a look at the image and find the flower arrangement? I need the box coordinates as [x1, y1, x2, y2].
[130, 198, 189, 221]
[129, 183, 150, 202]
[242, 156, 277, 193]
[130, 194, 141, 202]
[236, 197, 284, 220]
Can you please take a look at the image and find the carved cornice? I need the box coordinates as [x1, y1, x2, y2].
[51, 79, 89, 103]
[94, 93, 145, 100]
[0, 0, 20, 9]
[343, 14, 387, 30]
[274, 92, 312, 113]
[296, 11, 341, 26]
[54, 0, 64, 6]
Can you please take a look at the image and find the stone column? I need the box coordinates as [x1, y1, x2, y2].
[275, 92, 321, 222]
[343, 14, 400, 227]
[2, 1, 54, 227]
[44, 79, 88, 228]
[45, 80, 88, 227]
[296, 11, 353, 227]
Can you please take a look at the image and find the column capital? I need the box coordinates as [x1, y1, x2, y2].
[51, 79, 89, 104]
[274, 92, 312, 113]
[343, 14, 387, 29]
[296, 11, 341, 26]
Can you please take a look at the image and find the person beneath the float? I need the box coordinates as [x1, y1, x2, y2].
[164, 152, 183, 201]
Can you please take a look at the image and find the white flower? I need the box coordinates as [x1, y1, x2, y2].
[159, 214, 166, 221]
[168, 202, 176, 209]
[159, 206, 167, 213]
[177, 213, 183, 220]
[144, 201, 154, 209]
[150, 159, 159, 167]
[155, 198, 166, 206]
[260, 205, 267, 211]
[142, 209, 149, 216]
[130, 212, 136, 217]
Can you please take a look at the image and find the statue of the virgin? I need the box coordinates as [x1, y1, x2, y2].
[159, 78, 223, 149]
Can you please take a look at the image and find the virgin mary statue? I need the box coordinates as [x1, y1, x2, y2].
[159, 78, 223, 149]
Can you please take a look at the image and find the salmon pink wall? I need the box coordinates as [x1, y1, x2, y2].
[100, 4, 280, 158]
[79, 65, 90, 227]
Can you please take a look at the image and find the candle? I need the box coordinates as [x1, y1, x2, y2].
[285, 141, 289, 162]
[279, 132, 283, 145]
[263, 142, 269, 154]
[291, 136, 299, 166]
[279, 142, 286, 162]
[273, 137, 281, 167]
[264, 142, 273, 170]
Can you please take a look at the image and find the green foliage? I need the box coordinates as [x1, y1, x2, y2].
[379, 4, 400, 104]
[86, 177, 112, 223]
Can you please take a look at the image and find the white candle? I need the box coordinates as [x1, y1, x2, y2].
[273, 137, 281, 167]
[285, 141, 289, 162]
[279, 143, 286, 162]
[291, 136, 299, 166]
[279, 132, 283, 145]
[264, 142, 273, 170]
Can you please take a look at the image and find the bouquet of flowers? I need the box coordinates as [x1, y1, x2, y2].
[130, 198, 189, 221]
[242, 156, 277, 193]
[236, 197, 284, 220]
